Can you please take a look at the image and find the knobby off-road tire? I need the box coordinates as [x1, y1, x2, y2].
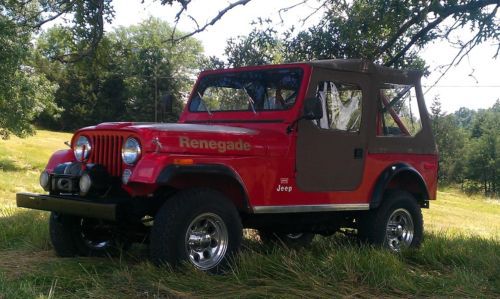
[258, 230, 315, 248]
[49, 212, 129, 257]
[150, 188, 243, 273]
[358, 190, 423, 252]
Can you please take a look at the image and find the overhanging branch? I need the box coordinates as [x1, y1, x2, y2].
[382, 0, 499, 66]
[168, 0, 252, 42]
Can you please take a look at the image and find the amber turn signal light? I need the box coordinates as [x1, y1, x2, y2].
[173, 159, 194, 165]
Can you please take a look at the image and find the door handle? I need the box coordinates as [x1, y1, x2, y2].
[354, 148, 363, 159]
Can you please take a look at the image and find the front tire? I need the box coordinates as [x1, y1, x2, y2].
[150, 188, 243, 273]
[358, 190, 423, 252]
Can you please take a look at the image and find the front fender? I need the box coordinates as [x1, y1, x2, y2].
[46, 150, 75, 172]
[155, 163, 250, 212]
[127, 153, 171, 184]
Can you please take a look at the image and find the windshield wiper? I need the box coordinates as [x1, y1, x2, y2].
[197, 92, 212, 115]
[242, 84, 257, 114]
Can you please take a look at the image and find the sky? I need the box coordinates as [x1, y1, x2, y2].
[107, 0, 499, 113]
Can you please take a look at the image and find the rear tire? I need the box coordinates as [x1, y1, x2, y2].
[358, 190, 423, 252]
[49, 212, 129, 257]
[49, 213, 78, 257]
[150, 188, 243, 273]
[258, 230, 315, 248]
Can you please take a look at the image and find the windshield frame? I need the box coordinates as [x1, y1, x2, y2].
[181, 64, 311, 123]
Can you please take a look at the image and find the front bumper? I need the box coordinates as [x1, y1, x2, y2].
[16, 192, 117, 221]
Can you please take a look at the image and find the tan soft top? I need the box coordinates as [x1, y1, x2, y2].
[307, 59, 422, 81]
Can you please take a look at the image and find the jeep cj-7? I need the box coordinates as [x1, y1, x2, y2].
[17, 59, 438, 272]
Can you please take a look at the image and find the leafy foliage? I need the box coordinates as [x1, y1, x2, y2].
[33, 18, 203, 130]
[0, 3, 57, 139]
[223, 0, 498, 69]
[225, 24, 284, 67]
[432, 98, 499, 197]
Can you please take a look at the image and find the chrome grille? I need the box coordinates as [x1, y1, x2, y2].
[89, 134, 124, 177]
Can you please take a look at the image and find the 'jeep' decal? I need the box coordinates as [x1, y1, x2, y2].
[179, 136, 251, 153]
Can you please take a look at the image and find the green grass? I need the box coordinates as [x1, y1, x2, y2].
[0, 130, 72, 207]
[1, 131, 499, 298]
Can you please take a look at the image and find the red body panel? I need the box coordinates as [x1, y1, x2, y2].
[115, 146, 438, 207]
[366, 153, 438, 201]
[46, 149, 74, 171]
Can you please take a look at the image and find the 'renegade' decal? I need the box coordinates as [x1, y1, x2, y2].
[179, 136, 251, 153]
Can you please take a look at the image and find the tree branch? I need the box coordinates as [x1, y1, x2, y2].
[385, 16, 444, 66]
[19, 0, 78, 29]
[375, 5, 431, 58]
[170, 0, 192, 42]
[52, 0, 106, 63]
[425, 3, 498, 95]
[424, 30, 482, 95]
[384, 0, 500, 66]
[169, 0, 252, 42]
[300, 0, 329, 25]
[277, 0, 307, 24]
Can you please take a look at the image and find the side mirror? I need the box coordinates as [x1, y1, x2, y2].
[286, 97, 324, 134]
[303, 97, 323, 120]
[161, 94, 173, 113]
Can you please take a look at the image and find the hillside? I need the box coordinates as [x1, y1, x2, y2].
[0, 131, 499, 298]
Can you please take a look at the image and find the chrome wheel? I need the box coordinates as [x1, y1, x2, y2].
[82, 238, 110, 250]
[285, 233, 304, 239]
[385, 208, 414, 252]
[185, 213, 228, 270]
[80, 219, 112, 250]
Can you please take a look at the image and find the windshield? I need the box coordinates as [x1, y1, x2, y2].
[189, 68, 303, 113]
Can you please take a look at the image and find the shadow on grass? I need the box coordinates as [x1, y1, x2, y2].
[0, 157, 25, 172]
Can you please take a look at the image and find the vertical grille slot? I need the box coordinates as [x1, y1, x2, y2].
[89, 134, 123, 177]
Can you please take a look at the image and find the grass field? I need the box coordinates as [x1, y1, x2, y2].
[0, 130, 499, 298]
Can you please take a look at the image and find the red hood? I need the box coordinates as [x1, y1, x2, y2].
[79, 122, 290, 157]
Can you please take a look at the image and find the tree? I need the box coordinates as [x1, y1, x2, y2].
[223, 0, 499, 71]
[110, 17, 203, 122]
[464, 102, 499, 196]
[430, 97, 467, 185]
[33, 18, 204, 130]
[2, 0, 499, 138]
[427, 99, 500, 196]
[6, 0, 498, 67]
[430, 96, 444, 127]
[225, 22, 284, 67]
[0, 3, 57, 138]
[454, 107, 477, 130]
[4, 0, 250, 63]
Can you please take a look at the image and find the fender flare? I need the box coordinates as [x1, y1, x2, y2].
[156, 164, 250, 212]
[370, 163, 430, 209]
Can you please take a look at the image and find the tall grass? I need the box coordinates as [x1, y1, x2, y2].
[0, 233, 498, 298]
[0, 131, 499, 298]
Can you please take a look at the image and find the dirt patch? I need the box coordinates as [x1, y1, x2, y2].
[0, 250, 57, 278]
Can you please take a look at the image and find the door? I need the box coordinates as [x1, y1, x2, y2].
[296, 69, 368, 192]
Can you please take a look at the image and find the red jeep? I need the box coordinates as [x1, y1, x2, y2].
[17, 59, 438, 272]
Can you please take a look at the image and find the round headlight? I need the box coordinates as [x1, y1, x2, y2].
[79, 172, 92, 196]
[39, 171, 50, 191]
[74, 136, 91, 161]
[122, 137, 141, 165]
